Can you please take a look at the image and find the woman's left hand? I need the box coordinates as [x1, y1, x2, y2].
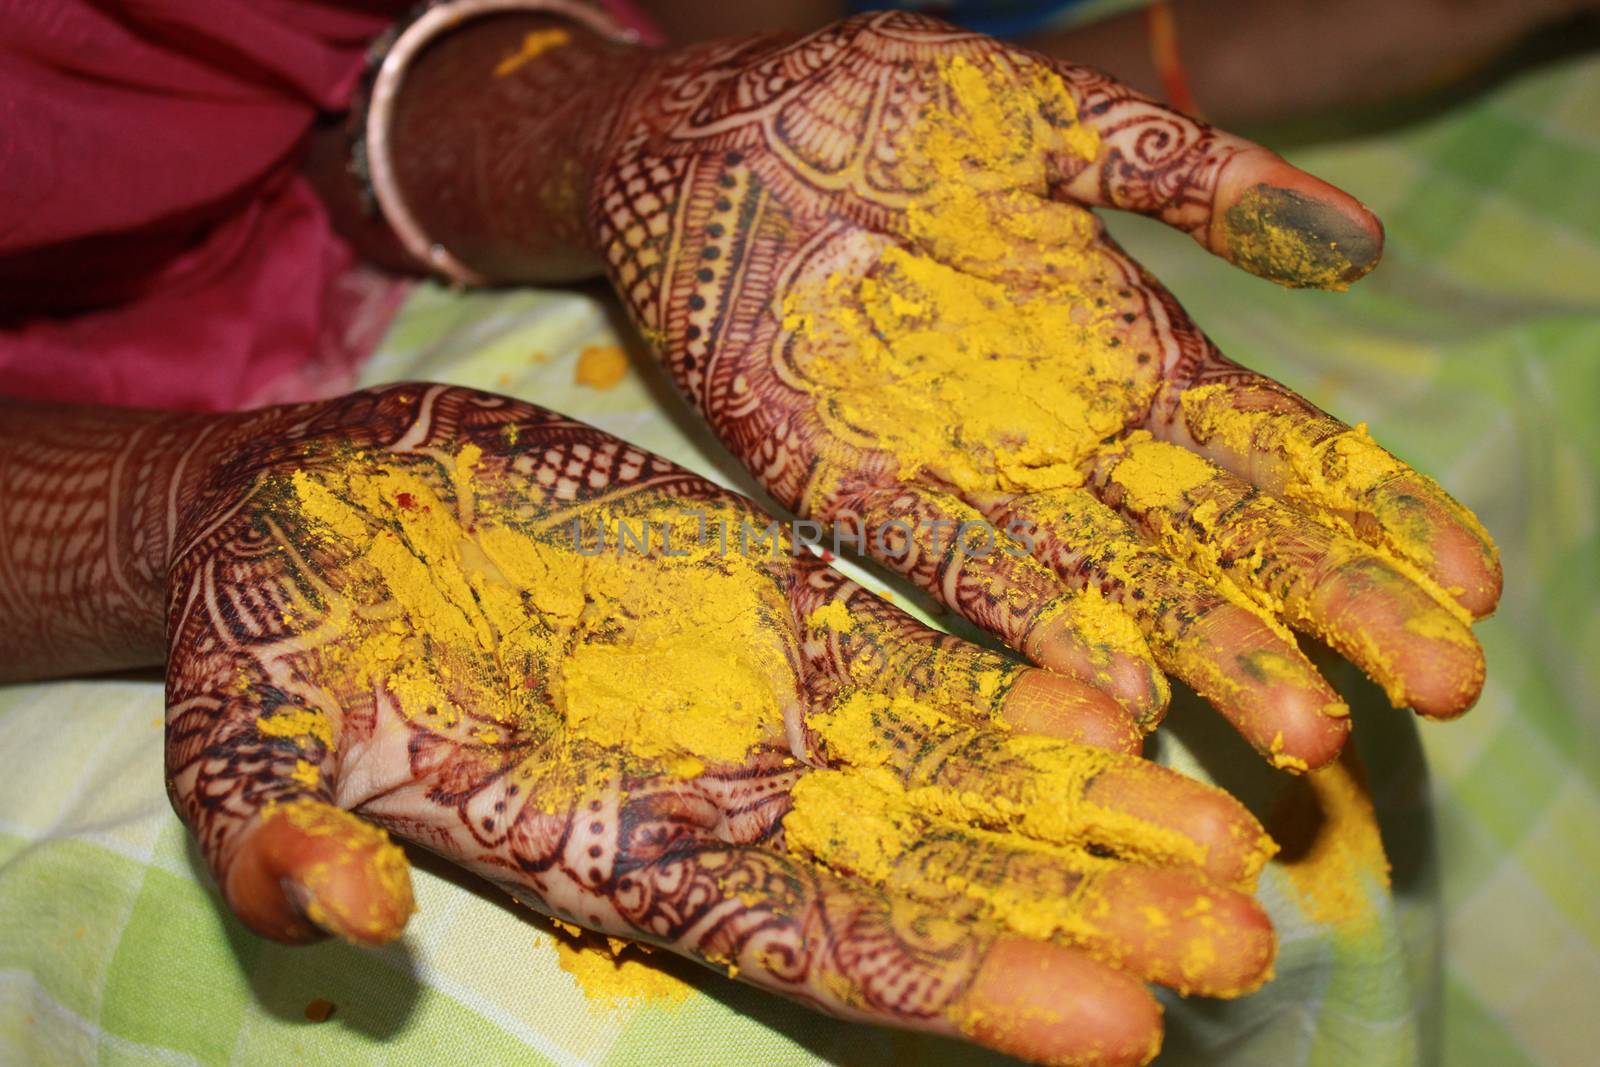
[164, 384, 1274, 1067]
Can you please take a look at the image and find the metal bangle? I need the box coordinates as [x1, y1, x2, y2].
[362, 0, 639, 285]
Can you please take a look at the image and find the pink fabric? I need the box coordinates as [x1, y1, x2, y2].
[597, 0, 666, 44]
[0, 172, 408, 411]
[0, 0, 405, 411]
[0, 0, 663, 412]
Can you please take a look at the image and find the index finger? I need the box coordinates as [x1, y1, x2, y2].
[1040, 55, 1384, 289]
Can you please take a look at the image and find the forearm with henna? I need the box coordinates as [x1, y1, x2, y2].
[0, 403, 213, 682]
[0, 397, 418, 684]
[383, 14, 652, 283]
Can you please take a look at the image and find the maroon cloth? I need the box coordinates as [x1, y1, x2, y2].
[0, 0, 409, 410]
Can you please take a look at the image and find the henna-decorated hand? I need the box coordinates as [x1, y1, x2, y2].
[588, 11, 1503, 772]
[164, 383, 1278, 1067]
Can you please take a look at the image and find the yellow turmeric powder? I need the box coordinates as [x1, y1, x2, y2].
[1104, 432, 1300, 641]
[782, 55, 1157, 496]
[290, 759, 321, 788]
[256, 705, 337, 751]
[288, 452, 795, 778]
[784, 689, 1273, 986]
[1107, 432, 1217, 511]
[277, 440, 1271, 1002]
[574, 344, 630, 390]
[1221, 185, 1378, 291]
[551, 927, 696, 1010]
[779, 53, 1490, 718]
[800, 693, 1209, 871]
[1271, 756, 1390, 930]
[807, 598, 854, 634]
[494, 29, 571, 78]
[1178, 383, 1490, 625]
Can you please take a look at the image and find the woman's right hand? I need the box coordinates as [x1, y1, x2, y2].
[590, 11, 1499, 773]
[166, 382, 1275, 1066]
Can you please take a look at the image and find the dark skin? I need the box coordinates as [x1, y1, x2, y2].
[0, 384, 1275, 1066]
[0, 9, 1509, 1066]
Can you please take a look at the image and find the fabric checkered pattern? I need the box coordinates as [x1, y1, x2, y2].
[2, 48, 1596, 1067]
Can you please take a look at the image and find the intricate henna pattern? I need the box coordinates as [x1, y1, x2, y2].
[0, 404, 210, 681]
[7, 378, 1093, 1027]
[0, 13, 1494, 1056]
[582, 10, 1494, 770]
[1048, 64, 1243, 237]
[131, 382, 1006, 1023]
[593, 13, 1245, 479]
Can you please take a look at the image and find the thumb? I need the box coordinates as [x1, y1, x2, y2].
[166, 694, 415, 946]
[228, 797, 415, 946]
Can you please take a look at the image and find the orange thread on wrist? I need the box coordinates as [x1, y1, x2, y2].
[1145, 2, 1200, 117]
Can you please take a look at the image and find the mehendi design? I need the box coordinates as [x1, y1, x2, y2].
[0, 404, 210, 681]
[593, 12, 1257, 515]
[139, 381, 1006, 1020]
[586, 9, 1492, 770]
[1049, 64, 1243, 236]
[0, 12, 1495, 1052]
[589, 16, 1183, 649]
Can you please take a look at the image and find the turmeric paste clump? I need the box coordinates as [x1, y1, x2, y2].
[285, 447, 797, 783]
[574, 344, 630, 390]
[782, 55, 1158, 495]
[785, 690, 1275, 990]
[256, 705, 337, 751]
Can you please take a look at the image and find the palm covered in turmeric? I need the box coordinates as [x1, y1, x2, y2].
[592, 12, 1501, 772]
[0, 11, 1512, 1065]
[160, 383, 1278, 1066]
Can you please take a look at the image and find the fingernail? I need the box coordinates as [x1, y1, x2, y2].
[1224, 184, 1381, 289]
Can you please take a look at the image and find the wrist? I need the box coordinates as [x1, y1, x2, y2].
[379, 7, 655, 284]
[0, 404, 221, 681]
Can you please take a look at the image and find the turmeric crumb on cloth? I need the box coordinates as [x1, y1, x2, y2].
[575, 345, 629, 390]
[550, 925, 696, 1010]
[1270, 755, 1391, 931]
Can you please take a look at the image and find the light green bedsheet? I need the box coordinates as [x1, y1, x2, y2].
[2, 48, 1596, 1067]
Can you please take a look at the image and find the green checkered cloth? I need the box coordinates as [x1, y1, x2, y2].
[3, 49, 1596, 1067]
